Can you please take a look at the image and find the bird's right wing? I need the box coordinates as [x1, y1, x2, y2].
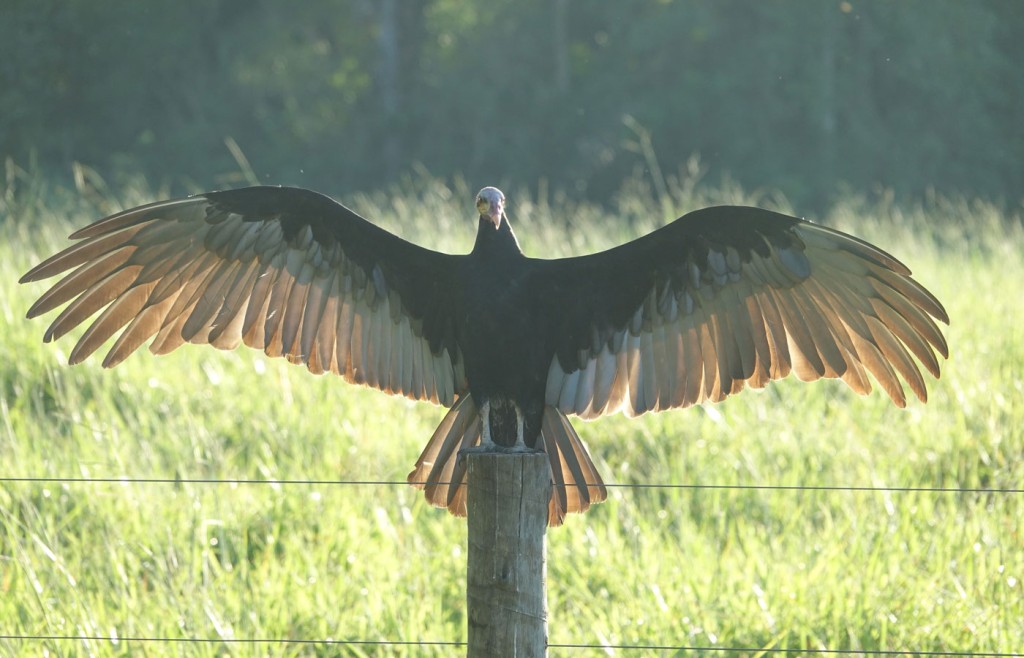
[536, 206, 949, 419]
[21, 186, 467, 405]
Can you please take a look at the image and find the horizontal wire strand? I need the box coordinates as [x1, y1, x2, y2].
[0, 635, 461, 648]
[2, 483, 1017, 655]
[0, 475, 1020, 494]
[549, 644, 1023, 656]
[0, 635, 1018, 656]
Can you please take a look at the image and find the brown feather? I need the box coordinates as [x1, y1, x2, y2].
[546, 408, 590, 510]
[22, 225, 149, 283]
[869, 297, 941, 379]
[314, 276, 341, 375]
[789, 284, 848, 377]
[299, 271, 334, 373]
[408, 396, 478, 505]
[541, 421, 570, 526]
[653, 320, 676, 410]
[44, 266, 143, 343]
[869, 264, 948, 324]
[70, 280, 158, 364]
[751, 291, 791, 380]
[263, 266, 298, 358]
[869, 277, 949, 358]
[848, 329, 906, 406]
[708, 310, 735, 396]
[695, 314, 720, 402]
[180, 260, 242, 341]
[207, 260, 261, 345]
[241, 252, 285, 339]
[333, 284, 356, 379]
[769, 288, 825, 381]
[865, 316, 928, 402]
[741, 294, 772, 387]
[280, 260, 316, 359]
[679, 324, 703, 406]
[27, 247, 135, 318]
[639, 329, 657, 412]
[208, 304, 247, 352]
[66, 199, 193, 240]
[105, 290, 185, 366]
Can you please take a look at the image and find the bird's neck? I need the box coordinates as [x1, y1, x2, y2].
[472, 217, 523, 259]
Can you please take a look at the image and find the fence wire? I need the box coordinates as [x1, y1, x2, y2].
[1, 475, 1020, 494]
[0, 635, 1020, 656]
[1, 474, 1018, 656]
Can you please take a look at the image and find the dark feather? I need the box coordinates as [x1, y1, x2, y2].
[21, 186, 467, 405]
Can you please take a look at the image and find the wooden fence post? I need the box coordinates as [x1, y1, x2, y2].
[466, 451, 550, 658]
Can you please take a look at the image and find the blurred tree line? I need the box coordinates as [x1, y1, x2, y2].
[1, 0, 1021, 209]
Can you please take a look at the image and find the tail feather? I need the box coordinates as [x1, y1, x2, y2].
[408, 398, 607, 525]
[541, 410, 574, 521]
[446, 416, 481, 508]
[408, 395, 480, 516]
[541, 406, 607, 525]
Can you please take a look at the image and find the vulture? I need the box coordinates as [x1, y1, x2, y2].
[20, 185, 949, 525]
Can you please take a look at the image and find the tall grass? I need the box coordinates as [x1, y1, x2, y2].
[1, 167, 1022, 656]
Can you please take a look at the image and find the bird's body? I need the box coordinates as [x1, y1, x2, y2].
[460, 200, 551, 450]
[21, 185, 949, 525]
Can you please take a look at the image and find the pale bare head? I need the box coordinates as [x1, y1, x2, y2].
[475, 187, 505, 229]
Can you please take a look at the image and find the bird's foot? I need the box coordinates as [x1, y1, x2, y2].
[468, 400, 536, 454]
[461, 441, 541, 456]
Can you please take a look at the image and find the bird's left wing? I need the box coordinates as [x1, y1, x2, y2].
[535, 206, 949, 419]
[21, 186, 467, 405]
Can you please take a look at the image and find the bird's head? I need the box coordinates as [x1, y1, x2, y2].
[476, 187, 505, 229]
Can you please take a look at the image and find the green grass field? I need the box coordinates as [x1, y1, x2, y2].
[1, 171, 1022, 656]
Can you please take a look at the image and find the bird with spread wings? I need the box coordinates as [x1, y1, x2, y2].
[21, 185, 949, 525]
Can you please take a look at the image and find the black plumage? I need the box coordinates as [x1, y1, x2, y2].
[20, 185, 949, 524]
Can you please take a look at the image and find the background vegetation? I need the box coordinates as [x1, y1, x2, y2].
[2, 0, 1022, 209]
[2, 170, 1023, 655]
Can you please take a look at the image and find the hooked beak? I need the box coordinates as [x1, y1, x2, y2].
[486, 200, 502, 228]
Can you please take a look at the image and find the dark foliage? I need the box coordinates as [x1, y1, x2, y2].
[1, 0, 1021, 208]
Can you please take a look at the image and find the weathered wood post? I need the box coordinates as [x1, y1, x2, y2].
[466, 451, 550, 658]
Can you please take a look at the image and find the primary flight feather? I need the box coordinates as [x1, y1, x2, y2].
[21, 185, 949, 525]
